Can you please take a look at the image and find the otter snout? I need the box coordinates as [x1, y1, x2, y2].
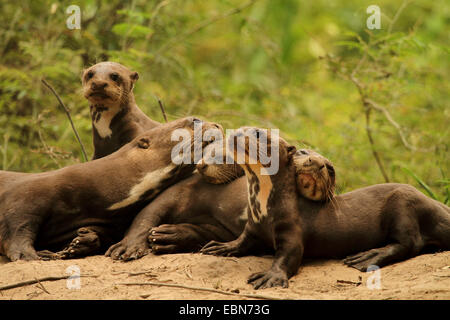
[197, 162, 207, 173]
[302, 156, 323, 168]
[91, 80, 108, 91]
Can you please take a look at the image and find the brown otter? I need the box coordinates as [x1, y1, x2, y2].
[105, 140, 335, 260]
[0, 117, 218, 261]
[201, 127, 450, 289]
[82, 61, 160, 159]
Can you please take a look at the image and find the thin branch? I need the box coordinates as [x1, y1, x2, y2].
[35, 277, 50, 294]
[41, 79, 88, 162]
[348, 63, 390, 182]
[336, 279, 362, 286]
[156, 0, 258, 54]
[158, 98, 168, 123]
[117, 281, 291, 300]
[0, 274, 97, 291]
[388, 0, 410, 34]
[112, 270, 157, 278]
[365, 107, 390, 182]
[37, 128, 61, 167]
[365, 99, 416, 151]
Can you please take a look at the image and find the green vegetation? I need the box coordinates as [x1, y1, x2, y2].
[0, 0, 448, 202]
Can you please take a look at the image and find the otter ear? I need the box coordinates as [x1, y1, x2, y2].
[286, 145, 297, 164]
[129, 72, 139, 91]
[326, 162, 336, 187]
[130, 71, 139, 82]
[137, 137, 150, 149]
[287, 145, 297, 157]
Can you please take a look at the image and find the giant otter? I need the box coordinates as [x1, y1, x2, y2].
[105, 140, 335, 260]
[0, 117, 218, 261]
[201, 127, 450, 289]
[82, 61, 160, 159]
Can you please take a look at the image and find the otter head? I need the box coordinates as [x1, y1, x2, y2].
[228, 127, 296, 173]
[126, 116, 223, 175]
[197, 127, 296, 183]
[108, 117, 222, 211]
[293, 149, 335, 202]
[197, 140, 245, 184]
[82, 61, 139, 109]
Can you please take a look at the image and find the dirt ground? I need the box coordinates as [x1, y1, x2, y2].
[0, 251, 449, 300]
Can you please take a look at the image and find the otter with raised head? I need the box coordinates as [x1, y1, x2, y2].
[0, 117, 218, 261]
[105, 140, 335, 260]
[201, 127, 450, 289]
[82, 61, 160, 159]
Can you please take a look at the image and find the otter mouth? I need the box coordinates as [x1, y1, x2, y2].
[298, 168, 319, 174]
[299, 173, 316, 187]
[89, 91, 111, 99]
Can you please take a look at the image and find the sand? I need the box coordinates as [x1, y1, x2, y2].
[0, 251, 449, 300]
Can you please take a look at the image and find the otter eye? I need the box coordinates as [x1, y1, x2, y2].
[86, 71, 94, 80]
[299, 149, 309, 155]
[110, 73, 120, 82]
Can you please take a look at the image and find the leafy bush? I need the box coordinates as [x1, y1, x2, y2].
[0, 0, 448, 202]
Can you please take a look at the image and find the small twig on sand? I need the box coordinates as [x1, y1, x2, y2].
[0, 275, 98, 291]
[112, 270, 157, 278]
[41, 78, 88, 162]
[35, 277, 50, 294]
[336, 279, 362, 286]
[117, 281, 291, 300]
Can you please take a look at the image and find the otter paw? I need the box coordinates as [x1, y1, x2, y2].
[59, 228, 101, 259]
[343, 249, 382, 272]
[247, 270, 289, 289]
[148, 224, 187, 254]
[9, 247, 40, 261]
[200, 240, 239, 257]
[105, 239, 149, 261]
[37, 250, 63, 260]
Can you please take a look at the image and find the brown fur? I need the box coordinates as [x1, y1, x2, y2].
[82, 61, 160, 159]
[105, 141, 335, 260]
[0, 117, 218, 261]
[201, 127, 450, 289]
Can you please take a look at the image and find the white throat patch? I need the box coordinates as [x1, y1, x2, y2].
[93, 107, 120, 139]
[108, 164, 177, 210]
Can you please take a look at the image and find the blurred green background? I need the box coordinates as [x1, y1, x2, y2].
[0, 0, 448, 202]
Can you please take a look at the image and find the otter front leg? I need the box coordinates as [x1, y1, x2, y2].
[248, 225, 304, 289]
[105, 206, 165, 261]
[59, 227, 108, 259]
[3, 217, 42, 261]
[149, 223, 236, 254]
[200, 224, 257, 257]
[37, 226, 110, 260]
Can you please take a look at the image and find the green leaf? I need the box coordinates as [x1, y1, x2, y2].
[401, 166, 437, 200]
[335, 40, 363, 50]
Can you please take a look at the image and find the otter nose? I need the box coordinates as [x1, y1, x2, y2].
[304, 156, 321, 167]
[197, 162, 207, 171]
[91, 81, 108, 90]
